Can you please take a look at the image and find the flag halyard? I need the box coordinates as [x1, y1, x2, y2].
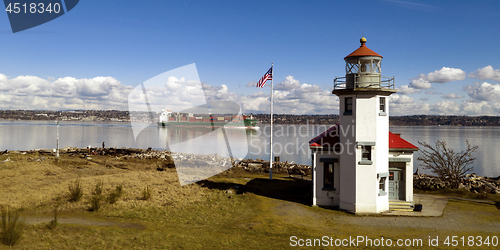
[256, 67, 273, 88]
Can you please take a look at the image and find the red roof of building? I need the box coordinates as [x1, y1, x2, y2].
[388, 132, 418, 149]
[309, 124, 340, 148]
[309, 125, 418, 150]
[344, 37, 382, 59]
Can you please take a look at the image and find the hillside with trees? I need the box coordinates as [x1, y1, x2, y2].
[1, 110, 500, 126]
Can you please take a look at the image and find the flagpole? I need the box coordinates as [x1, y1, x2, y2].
[269, 63, 273, 180]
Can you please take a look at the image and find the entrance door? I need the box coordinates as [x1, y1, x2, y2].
[388, 170, 400, 200]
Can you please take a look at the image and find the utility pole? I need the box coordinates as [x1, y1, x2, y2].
[55, 120, 60, 159]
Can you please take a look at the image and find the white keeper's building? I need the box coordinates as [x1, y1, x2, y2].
[309, 37, 418, 214]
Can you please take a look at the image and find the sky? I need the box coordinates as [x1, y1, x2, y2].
[1, 0, 500, 116]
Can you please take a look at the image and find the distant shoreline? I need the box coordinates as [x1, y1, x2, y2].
[1, 110, 500, 126]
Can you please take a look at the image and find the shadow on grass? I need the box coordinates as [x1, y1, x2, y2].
[197, 177, 312, 206]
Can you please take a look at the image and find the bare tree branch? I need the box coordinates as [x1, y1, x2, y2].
[417, 140, 478, 188]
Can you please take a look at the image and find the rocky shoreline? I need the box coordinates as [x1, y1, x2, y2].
[2, 147, 499, 194]
[0, 147, 313, 177]
[413, 174, 500, 194]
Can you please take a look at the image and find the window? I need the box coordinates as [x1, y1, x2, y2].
[379, 97, 386, 116]
[344, 97, 353, 115]
[358, 142, 374, 165]
[360, 60, 371, 73]
[379, 177, 387, 196]
[362, 146, 371, 160]
[323, 162, 334, 190]
[378, 172, 389, 196]
[359, 145, 372, 165]
[373, 59, 381, 73]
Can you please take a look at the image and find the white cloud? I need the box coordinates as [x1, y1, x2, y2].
[430, 100, 460, 114]
[463, 82, 500, 102]
[75, 76, 121, 97]
[0, 73, 7, 83]
[3, 72, 498, 116]
[409, 74, 432, 89]
[408, 67, 465, 90]
[389, 100, 430, 116]
[468, 65, 500, 81]
[462, 101, 493, 115]
[274, 75, 301, 90]
[426, 67, 466, 83]
[0, 74, 133, 110]
[441, 93, 463, 99]
[396, 85, 420, 94]
[203, 75, 338, 114]
[246, 81, 256, 87]
[390, 94, 414, 104]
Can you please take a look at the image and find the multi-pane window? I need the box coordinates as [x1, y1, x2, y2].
[380, 97, 386, 113]
[345, 97, 353, 114]
[323, 162, 334, 189]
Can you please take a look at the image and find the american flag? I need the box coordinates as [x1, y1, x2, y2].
[256, 66, 273, 88]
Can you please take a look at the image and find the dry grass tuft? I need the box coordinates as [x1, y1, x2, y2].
[88, 194, 103, 212]
[141, 186, 153, 200]
[68, 179, 84, 202]
[47, 207, 59, 230]
[1, 207, 26, 247]
[108, 184, 124, 204]
[89, 180, 105, 212]
[93, 179, 104, 196]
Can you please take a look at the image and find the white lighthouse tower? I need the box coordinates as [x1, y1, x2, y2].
[310, 37, 417, 213]
[333, 37, 396, 213]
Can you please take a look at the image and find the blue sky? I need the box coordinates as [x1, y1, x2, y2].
[1, 0, 500, 115]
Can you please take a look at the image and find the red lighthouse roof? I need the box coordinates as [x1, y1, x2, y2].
[309, 125, 418, 150]
[344, 37, 383, 59]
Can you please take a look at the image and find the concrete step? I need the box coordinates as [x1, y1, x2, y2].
[391, 207, 414, 212]
[389, 200, 412, 205]
[389, 200, 414, 211]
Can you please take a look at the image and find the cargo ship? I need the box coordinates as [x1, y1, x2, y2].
[157, 110, 258, 129]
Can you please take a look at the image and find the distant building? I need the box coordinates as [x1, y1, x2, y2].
[309, 37, 418, 214]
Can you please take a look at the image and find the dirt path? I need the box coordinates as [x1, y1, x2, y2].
[22, 216, 146, 230]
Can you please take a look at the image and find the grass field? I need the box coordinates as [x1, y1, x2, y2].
[1, 153, 499, 249]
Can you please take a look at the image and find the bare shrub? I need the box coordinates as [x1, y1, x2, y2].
[418, 140, 478, 188]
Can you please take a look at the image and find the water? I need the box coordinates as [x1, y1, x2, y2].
[390, 126, 500, 177]
[0, 120, 499, 177]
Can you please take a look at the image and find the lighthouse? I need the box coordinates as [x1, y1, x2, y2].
[333, 36, 395, 213]
[309, 37, 418, 214]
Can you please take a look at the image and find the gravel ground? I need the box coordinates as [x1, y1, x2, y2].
[271, 197, 500, 234]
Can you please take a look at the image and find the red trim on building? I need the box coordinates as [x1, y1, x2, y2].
[308, 125, 418, 150]
[388, 131, 418, 149]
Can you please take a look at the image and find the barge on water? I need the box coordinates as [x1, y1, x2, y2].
[157, 110, 258, 129]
